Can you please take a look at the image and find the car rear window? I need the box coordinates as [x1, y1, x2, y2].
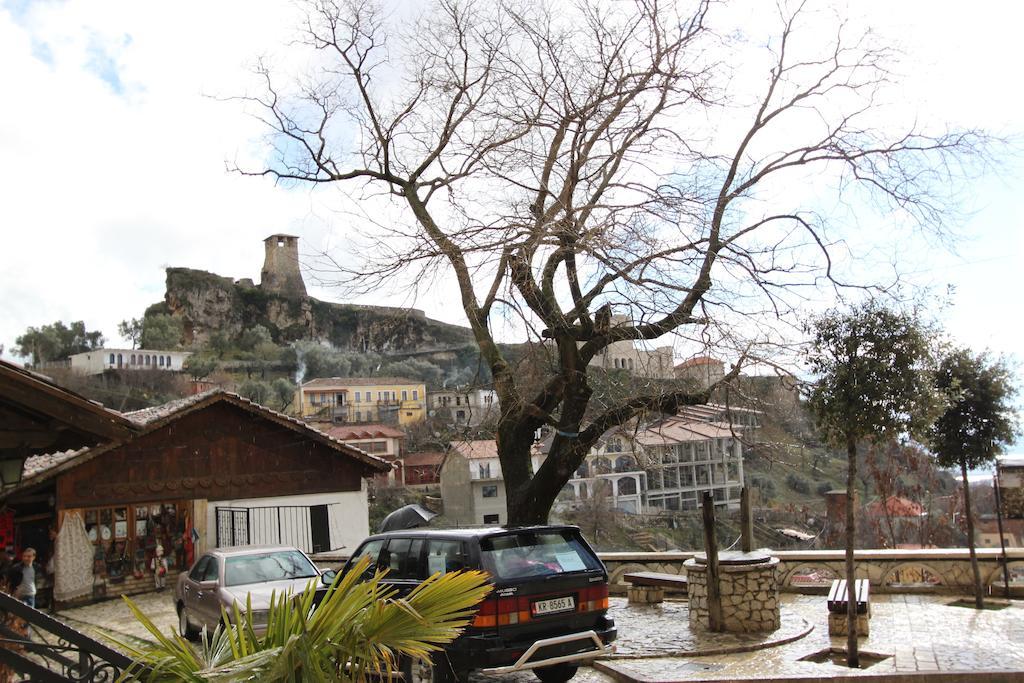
[225, 550, 319, 586]
[480, 529, 602, 580]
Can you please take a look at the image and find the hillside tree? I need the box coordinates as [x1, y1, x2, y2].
[139, 314, 184, 350]
[805, 301, 938, 666]
[118, 318, 144, 349]
[236, 0, 986, 526]
[14, 320, 105, 364]
[930, 348, 1017, 608]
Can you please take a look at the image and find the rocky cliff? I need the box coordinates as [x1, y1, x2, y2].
[148, 267, 474, 353]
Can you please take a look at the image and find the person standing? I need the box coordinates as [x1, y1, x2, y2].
[7, 548, 39, 608]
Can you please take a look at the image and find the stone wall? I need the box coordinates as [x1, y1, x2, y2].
[686, 557, 780, 633]
[600, 547, 1024, 595]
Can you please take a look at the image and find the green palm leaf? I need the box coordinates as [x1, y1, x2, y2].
[118, 557, 491, 682]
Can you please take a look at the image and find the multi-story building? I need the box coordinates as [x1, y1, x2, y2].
[322, 423, 406, 484]
[427, 388, 499, 427]
[999, 455, 1024, 519]
[439, 440, 544, 526]
[638, 408, 752, 511]
[555, 404, 758, 514]
[63, 348, 191, 375]
[295, 377, 426, 426]
[556, 430, 647, 514]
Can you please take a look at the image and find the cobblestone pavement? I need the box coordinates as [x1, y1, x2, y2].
[607, 599, 811, 657]
[53, 591, 1024, 681]
[598, 593, 1024, 680]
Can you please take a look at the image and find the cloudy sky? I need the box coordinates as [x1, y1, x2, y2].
[1, 0, 1021, 421]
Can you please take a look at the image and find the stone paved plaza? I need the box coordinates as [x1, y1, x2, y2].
[45, 591, 1024, 681]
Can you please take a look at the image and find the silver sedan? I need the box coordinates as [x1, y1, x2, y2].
[174, 545, 335, 639]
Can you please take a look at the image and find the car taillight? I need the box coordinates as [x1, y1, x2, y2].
[471, 596, 532, 627]
[577, 584, 609, 613]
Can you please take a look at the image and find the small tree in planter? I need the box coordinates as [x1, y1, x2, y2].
[929, 348, 1017, 609]
[805, 301, 939, 668]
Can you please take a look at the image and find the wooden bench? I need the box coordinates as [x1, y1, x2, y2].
[827, 579, 871, 636]
[623, 572, 688, 604]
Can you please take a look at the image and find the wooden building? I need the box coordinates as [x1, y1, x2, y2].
[1, 389, 388, 603]
[0, 359, 138, 596]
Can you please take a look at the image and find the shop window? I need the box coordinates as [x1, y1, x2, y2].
[81, 501, 188, 585]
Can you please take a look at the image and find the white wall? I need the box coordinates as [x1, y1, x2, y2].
[207, 485, 370, 555]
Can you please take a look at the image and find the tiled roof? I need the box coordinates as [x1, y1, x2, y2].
[300, 377, 423, 388]
[23, 448, 90, 479]
[323, 423, 407, 440]
[124, 391, 214, 425]
[450, 440, 498, 460]
[403, 451, 444, 466]
[7, 390, 391, 495]
[635, 418, 738, 447]
[868, 496, 926, 517]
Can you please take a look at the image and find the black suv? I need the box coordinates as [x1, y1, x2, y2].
[341, 525, 616, 683]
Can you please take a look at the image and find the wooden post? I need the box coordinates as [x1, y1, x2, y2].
[993, 473, 1012, 599]
[701, 492, 724, 632]
[740, 486, 754, 553]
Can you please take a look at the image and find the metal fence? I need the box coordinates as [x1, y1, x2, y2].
[215, 504, 340, 554]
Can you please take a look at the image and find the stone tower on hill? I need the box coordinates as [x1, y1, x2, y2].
[261, 234, 307, 298]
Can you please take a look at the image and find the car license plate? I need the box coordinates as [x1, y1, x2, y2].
[531, 596, 575, 616]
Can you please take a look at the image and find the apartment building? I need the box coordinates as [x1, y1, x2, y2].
[427, 388, 499, 427]
[296, 377, 426, 426]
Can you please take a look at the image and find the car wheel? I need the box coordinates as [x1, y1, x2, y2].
[401, 653, 461, 683]
[177, 603, 200, 641]
[534, 663, 579, 683]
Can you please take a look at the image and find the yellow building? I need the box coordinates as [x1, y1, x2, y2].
[296, 376, 427, 426]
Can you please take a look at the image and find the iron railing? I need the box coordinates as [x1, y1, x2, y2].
[0, 590, 138, 681]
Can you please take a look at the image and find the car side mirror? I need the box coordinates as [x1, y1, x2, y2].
[321, 570, 337, 585]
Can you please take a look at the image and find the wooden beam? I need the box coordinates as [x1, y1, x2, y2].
[740, 486, 754, 553]
[0, 431, 61, 450]
[0, 368, 135, 450]
[701, 492, 724, 632]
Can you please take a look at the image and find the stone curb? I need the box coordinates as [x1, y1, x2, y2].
[608, 618, 814, 659]
[593, 661, 1024, 683]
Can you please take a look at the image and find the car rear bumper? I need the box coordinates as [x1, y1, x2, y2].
[450, 617, 617, 675]
[478, 629, 616, 675]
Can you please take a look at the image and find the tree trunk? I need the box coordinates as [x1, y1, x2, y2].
[845, 435, 860, 668]
[960, 460, 984, 609]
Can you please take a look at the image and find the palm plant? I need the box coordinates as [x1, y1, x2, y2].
[116, 557, 491, 682]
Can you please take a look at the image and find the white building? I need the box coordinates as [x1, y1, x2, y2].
[562, 431, 647, 514]
[69, 348, 191, 375]
[428, 388, 499, 427]
[439, 440, 544, 526]
[554, 404, 759, 514]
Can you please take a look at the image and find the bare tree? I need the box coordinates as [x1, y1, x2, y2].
[234, 0, 985, 525]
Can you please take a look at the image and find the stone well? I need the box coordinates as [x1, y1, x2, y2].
[684, 550, 780, 633]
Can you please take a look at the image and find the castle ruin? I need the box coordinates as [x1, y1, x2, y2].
[260, 234, 307, 298]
